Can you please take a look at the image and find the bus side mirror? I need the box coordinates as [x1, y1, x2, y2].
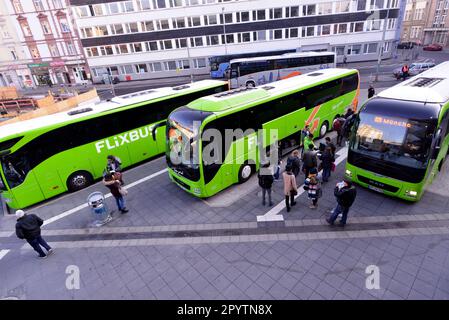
[431, 130, 442, 160]
[151, 122, 166, 141]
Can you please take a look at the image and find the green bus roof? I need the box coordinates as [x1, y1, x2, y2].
[187, 68, 358, 114]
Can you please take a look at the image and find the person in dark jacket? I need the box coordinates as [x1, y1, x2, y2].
[326, 179, 357, 226]
[258, 163, 274, 206]
[15, 210, 53, 259]
[103, 173, 128, 213]
[302, 144, 318, 178]
[333, 116, 345, 147]
[325, 137, 336, 157]
[319, 147, 335, 183]
[368, 85, 375, 99]
[287, 150, 301, 178]
[106, 155, 124, 184]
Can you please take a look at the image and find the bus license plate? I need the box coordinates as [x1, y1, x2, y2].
[368, 185, 384, 193]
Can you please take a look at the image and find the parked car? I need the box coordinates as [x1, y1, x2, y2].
[423, 43, 443, 51]
[393, 62, 436, 80]
[397, 42, 417, 49]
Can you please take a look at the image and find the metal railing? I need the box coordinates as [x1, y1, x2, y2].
[0, 98, 37, 115]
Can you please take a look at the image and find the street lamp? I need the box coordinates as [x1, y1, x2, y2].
[222, 7, 228, 55]
[183, 7, 194, 83]
[375, 5, 390, 82]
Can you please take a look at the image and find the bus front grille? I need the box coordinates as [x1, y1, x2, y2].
[173, 176, 191, 191]
[357, 175, 400, 193]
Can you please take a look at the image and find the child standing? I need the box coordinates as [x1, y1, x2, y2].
[304, 167, 321, 209]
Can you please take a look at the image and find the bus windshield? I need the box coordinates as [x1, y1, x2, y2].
[167, 107, 212, 181]
[351, 113, 435, 169]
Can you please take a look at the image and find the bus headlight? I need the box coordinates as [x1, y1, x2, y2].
[345, 169, 352, 177]
[406, 190, 418, 197]
[193, 188, 201, 195]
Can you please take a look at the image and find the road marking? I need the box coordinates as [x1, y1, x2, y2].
[43, 169, 167, 226]
[0, 249, 10, 260]
[257, 147, 348, 222]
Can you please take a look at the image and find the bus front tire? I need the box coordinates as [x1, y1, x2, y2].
[319, 121, 329, 138]
[238, 163, 253, 184]
[67, 171, 93, 192]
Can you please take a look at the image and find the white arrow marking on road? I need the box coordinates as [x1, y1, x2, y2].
[257, 147, 349, 222]
[0, 249, 10, 260]
[43, 169, 168, 226]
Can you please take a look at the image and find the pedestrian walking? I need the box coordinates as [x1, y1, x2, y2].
[342, 112, 356, 144]
[333, 116, 345, 147]
[326, 179, 357, 227]
[283, 165, 298, 212]
[258, 163, 274, 206]
[304, 168, 321, 209]
[287, 150, 301, 178]
[325, 137, 336, 157]
[103, 173, 129, 214]
[343, 55, 348, 66]
[319, 147, 335, 183]
[368, 85, 375, 99]
[302, 144, 318, 178]
[15, 210, 54, 259]
[401, 64, 409, 81]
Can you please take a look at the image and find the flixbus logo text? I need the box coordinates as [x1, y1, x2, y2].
[95, 125, 153, 153]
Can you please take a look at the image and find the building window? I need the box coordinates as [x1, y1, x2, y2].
[173, 18, 186, 28]
[269, 8, 283, 19]
[112, 24, 124, 34]
[205, 14, 218, 25]
[152, 0, 166, 9]
[334, 46, 345, 56]
[286, 6, 299, 17]
[177, 60, 190, 69]
[131, 43, 143, 52]
[369, 0, 384, 10]
[13, 0, 23, 13]
[41, 20, 52, 34]
[237, 32, 251, 42]
[76, 6, 90, 17]
[194, 58, 206, 69]
[146, 41, 158, 51]
[160, 40, 173, 50]
[303, 4, 316, 16]
[302, 26, 315, 37]
[364, 43, 378, 53]
[121, 1, 135, 12]
[176, 38, 188, 48]
[253, 10, 266, 21]
[336, 0, 351, 13]
[10, 49, 18, 60]
[157, 19, 170, 30]
[135, 64, 148, 73]
[190, 37, 204, 47]
[66, 42, 76, 55]
[206, 35, 219, 45]
[138, 0, 151, 10]
[357, 0, 367, 10]
[255, 30, 266, 41]
[185, 0, 200, 6]
[347, 44, 362, 55]
[93, 26, 108, 37]
[49, 44, 59, 57]
[30, 47, 40, 58]
[149, 62, 162, 72]
[86, 47, 99, 57]
[126, 23, 139, 33]
[164, 61, 177, 71]
[33, 0, 44, 11]
[120, 65, 135, 74]
[100, 46, 113, 55]
[350, 22, 364, 32]
[169, 0, 182, 7]
[53, 0, 63, 9]
[335, 23, 348, 34]
[221, 34, 234, 44]
[115, 44, 129, 54]
[270, 29, 283, 40]
[60, 19, 70, 33]
[236, 11, 250, 22]
[320, 25, 331, 35]
[188, 16, 202, 27]
[21, 22, 32, 37]
[285, 28, 299, 38]
[220, 13, 233, 24]
[318, 2, 333, 15]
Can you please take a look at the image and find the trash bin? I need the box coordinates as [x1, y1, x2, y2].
[87, 192, 111, 227]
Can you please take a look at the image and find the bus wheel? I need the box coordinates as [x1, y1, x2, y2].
[238, 163, 253, 183]
[319, 121, 329, 138]
[67, 171, 93, 192]
[246, 81, 256, 88]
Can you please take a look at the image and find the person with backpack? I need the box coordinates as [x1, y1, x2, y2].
[103, 173, 129, 214]
[283, 165, 298, 212]
[302, 144, 318, 178]
[15, 210, 54, 259]
[326, 179, 357, 227]
[258, 163, 274, 206]
[342, 113, 356, 143]
[303, 167, 321, 209]
[106, 155, 124, 185]
[319, 146, 335, 183]
[333, 116, 345, 147]
[287, 150, 301, 178]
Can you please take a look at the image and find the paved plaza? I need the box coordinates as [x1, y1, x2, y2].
[1, 89, 449, 300]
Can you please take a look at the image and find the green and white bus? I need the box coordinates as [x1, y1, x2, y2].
[0, 80, 227, 209]
[346, 61, 449, 201]
[167, 68, 360, 197]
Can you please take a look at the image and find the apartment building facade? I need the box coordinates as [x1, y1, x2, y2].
[70, 0, 403, 84]
[423, 0, 449, 45]
[401, 0, 428, 44]
[2, 0, 89, 87]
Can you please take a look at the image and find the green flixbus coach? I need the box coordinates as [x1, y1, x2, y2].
[167, 68, 360, 197]
[0, 80, 227, 209]
[346, 61, 449, 201]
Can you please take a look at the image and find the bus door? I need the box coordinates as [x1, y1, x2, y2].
[35, 165, 65, 198]
[1, 158, 44, 208]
